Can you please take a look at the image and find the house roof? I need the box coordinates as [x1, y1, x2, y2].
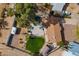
[51, 3, 65, 12]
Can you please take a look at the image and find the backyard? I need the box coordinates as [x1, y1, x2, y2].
[26, 35, 45, 55]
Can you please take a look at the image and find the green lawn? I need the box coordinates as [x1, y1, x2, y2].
[26, 36, 45, 54]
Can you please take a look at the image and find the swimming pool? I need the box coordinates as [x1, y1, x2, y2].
[62, 42, 79, 56]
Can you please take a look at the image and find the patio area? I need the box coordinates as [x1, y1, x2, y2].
[28, 24, 44, 36]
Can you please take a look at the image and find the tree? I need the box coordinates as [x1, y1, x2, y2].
[36, 3, 52, 18]
[16, 15, 30, 28]
[37, 3, 52, 11]
[44, 3, 52, 10]
[15, 3, 37, 28]
[7, 8, 14, 16]
[15, 3, 24, 14]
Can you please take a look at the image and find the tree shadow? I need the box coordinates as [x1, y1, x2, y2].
[62, 3, 69, 11]
[0, 19, 8, 29]
[13, 21, 17, 27]
[7, 34, 14, 46]
[0, 32, 2, 37]
[42, 15, 60, 29]
[16, 28, 21, 34]
[59, 18, 68, 45]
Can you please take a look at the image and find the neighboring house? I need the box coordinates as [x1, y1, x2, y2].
[51, 3, 65, 12]
[51, 3, 70, 17]
[45, 3, 69, 44]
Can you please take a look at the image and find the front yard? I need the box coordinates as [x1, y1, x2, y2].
[26, 35, 45, 55]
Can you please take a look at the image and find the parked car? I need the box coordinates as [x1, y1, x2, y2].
[50, 10, 71, 17]
[62, 11, 71, 16]
[11, 27, 17, 35]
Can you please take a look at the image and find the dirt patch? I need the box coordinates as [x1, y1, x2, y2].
[11, 28, 28, 50]
[67, 3, 79, 14]
[64, 24, 77, 42]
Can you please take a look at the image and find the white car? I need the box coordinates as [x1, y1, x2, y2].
[53, 11, 71, 17]
[11, 27, 17, 35]
[63, 11, 71, 16]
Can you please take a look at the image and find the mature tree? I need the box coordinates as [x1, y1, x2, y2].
[15, 3, 37, 28]
[43, 3, 52, 10]
[36, 3, 52, 18]
[37, 3, 52, 11]
[7, 8, 14, 16]
[15, 3, 24, 14]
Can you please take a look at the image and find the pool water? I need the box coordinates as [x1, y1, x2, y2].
[62, 42, 79, 56]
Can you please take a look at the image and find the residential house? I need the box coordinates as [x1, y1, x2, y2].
[44, 3, 67, 45]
